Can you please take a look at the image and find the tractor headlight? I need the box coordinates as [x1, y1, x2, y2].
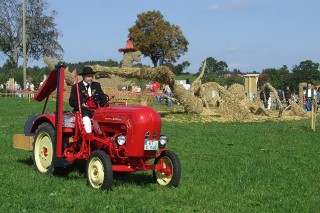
[159, 135, 168, 147]
[116, 135, 126, 146]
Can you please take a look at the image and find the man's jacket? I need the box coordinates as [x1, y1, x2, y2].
[69, 81, 107, 110]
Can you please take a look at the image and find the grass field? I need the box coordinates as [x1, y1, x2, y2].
[1, 97, 320, 212]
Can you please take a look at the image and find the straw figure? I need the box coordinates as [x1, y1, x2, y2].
[193, 60, 267, 120]
[121, 51, 142, 67]
[118, 40, 142, 68]
[44, 57, 74, 87]
[190, 60, 207, 97]
[263, 83, 284, 118]
[298, 82, 307, 108]
[228, 84, 245, 100]
[288, 100, 308, 117]
[198, 82, 221, 109]
[44, 57, 308, 121]
[92, 61, 270, 120]
[91, 65, 204, 114]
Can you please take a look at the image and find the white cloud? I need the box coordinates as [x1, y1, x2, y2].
[208, 0, 250, 12]
[223, 46, 237, 52]
[209, 3, 222, 12]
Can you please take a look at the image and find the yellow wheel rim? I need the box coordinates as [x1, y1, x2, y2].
[34, 132, 53, 173]
[155, 156, 173, 186]
[88, 157, 105, 189]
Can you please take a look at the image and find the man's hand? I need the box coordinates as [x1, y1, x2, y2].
[82, 103, 89, 108]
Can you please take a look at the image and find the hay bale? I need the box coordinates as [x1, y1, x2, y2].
[289, 100, 308, 117]
[96, 75, 131, 90]
[198, 82, 221, 109]
[228, 84, 245, 100]
[220, 88, 254, 121]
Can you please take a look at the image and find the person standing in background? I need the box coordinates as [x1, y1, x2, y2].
[303, 82, 316, 111]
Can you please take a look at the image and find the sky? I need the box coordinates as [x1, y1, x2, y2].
[4, 0, 320, 73]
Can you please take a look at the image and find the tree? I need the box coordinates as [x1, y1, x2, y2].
[199, 57, 228, 80]
[0, 0, 63, 68]
[232, 69, 242, 74]
[128, 10, 188, 67]
[292, 60, 320, 87]
[257, 73, 271, 88]
[224, 76, 244, 86]
[181, 61, 191, 71]
[261, 65, 291, 89]
[163, 60, 190, 75]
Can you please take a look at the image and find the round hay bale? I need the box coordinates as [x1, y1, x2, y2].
[228, 84, 245, 100]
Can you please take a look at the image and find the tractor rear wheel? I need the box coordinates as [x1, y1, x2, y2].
[33, 122, 55, 174]
[153, 150, 181, 187]
[86, 150, 113, 190]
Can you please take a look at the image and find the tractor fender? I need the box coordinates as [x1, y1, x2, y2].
[28, 113, 56, 134]
[24, 114, 41, 136]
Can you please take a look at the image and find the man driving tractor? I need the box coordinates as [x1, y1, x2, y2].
[69, 67, 108, 133]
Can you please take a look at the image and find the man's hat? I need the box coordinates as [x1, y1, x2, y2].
[79, 67, 97, 76]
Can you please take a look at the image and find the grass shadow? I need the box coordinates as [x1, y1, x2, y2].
[158, 111, 186, 118]
[17, 156, 33, 166]
[17, 157, 154, 186]
[113, 172, 154, 187]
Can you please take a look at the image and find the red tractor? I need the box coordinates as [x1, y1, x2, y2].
[22, 65, 181, 190]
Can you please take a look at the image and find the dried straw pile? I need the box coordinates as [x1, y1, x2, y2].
[173, 83, 203, 113]
[218, 86, 254, 121]
[198, 82, 221, 109]
[264, 83, 284, 117]
[91, 65, 204, 113]
[96, 75, 131, 90]
[298, 82, 307, 108]
[44, 57, 74, 87]
[288, 100, 308, 117]
[43, 57, 309, 121]
[228, 84, 245, 100]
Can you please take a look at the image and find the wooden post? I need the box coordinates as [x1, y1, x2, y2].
[311, 103, 316, 131]
[313, 102, 316, 131]
[311, 104, 314, 130]
[314, 107, 317, 131]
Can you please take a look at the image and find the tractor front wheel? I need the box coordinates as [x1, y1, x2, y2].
[86, 150, 113, 190]
[33, 122, 55, 174]
[153, 150, 181, 187]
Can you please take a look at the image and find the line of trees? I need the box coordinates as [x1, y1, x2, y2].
[197, 57, 320, 91]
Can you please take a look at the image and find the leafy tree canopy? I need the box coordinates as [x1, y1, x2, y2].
[163, 61, 190, 75]
[261, 65, 291, 89]
[0, 0, 63, 68]
[128, 10, 188, 67]
[292, 60, 320, 86]
[199, 57, 228, 77]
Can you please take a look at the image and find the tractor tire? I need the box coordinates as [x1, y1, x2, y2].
[153, 150, 181, 187]
[86, 150, 113, 190]
[33, 122, 55, 174]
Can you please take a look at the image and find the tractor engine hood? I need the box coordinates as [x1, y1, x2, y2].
[92, 106, 162, 156]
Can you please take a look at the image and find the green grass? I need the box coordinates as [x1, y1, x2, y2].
[1, 97, 320, 212]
